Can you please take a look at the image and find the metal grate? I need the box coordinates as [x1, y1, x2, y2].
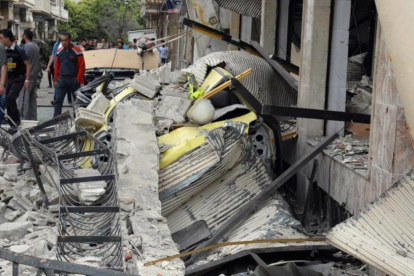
[21, 114, 124, 271]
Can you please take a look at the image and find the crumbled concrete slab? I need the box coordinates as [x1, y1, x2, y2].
[5, 209, 22, 221]
[131, 75, 161, 99]
[160, 84, 188, 97]
[2, 164, 21, 182]
[114, 99, 185, 276]
[8, 194, 34, 212]
[9, 244, 30, 254]
[75, 108, 105, 130]
[0, 187, 14, 202]
[0, 221, 33, 240]
[87, 92, 110, 114]
[73, 168, 107, 205]
[170, 70, 187, 84]
[155, 95, 192, 124]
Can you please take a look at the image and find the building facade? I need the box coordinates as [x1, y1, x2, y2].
[0, 0, 68, 42]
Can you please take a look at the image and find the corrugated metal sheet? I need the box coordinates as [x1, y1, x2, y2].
[160, 126, 253, 216]
[327, 174, 414, 275]
[208, 195, 307, 258]
[186, 51, 298, 108]
[216, 0, 262, 18]
[165, 146, 270, 233]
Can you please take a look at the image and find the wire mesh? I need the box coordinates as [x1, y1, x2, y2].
[22, 114, 124, 271]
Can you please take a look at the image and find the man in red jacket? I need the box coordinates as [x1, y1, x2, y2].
[54, 31, 85, 117]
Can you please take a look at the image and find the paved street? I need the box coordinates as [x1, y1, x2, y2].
[36, 70, 72, 123]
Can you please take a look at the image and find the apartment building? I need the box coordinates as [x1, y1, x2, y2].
[0, 0, 68, 41]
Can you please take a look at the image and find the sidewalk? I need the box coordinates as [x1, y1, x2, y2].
[36, 70, 72, 123]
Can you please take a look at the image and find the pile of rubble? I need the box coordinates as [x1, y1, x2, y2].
[0, 151, 59, 275]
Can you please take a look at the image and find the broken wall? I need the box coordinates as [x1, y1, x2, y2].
[297, 23, 414, 215]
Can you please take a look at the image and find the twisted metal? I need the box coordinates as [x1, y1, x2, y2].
[22, 114, 124, 271]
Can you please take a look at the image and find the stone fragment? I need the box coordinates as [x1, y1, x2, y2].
[131, 74, 161, 99]
[0, 187, 14, 202]
[170, 70, 187, 84]
[28, 211, 54, 226]
[9, 244, 30, 254]
[158, 63, 172, 84]
[7, 194, 33, 212]
[75, 108, 105, 130]
[2, 164, 21, 182]
[5, 209, 22, 221]
[155, 95, 192, 124]
[0, 222, 33, 240]
[87, 92, 110, 114]
[27, 240, 49, 257]
[24, 228, 57, 248]
[74, 256, 103, 267]
[74, 168, 107, 205]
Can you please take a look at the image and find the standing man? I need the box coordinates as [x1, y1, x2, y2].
[0, 39, 7, 125]
[117, 38, 128, 50]
[0, 29, 31, 131]
[18, 29, 39, 121]
[159, 40, 169, 65]
[54, 31, 85, 117]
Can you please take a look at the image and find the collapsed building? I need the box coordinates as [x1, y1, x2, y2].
[0, 0, 413, 275]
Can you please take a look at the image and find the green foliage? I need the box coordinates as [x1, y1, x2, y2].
[58, 0, 144, 42]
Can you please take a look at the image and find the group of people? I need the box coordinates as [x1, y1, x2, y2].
[0, 29, 171, 132]
[0, 29, 85, 132]
[78, 37, 135, 51]
[77, 36, 170, 65]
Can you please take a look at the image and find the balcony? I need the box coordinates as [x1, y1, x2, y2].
[32, 0, 51, 16]
[141, 0, 162, 17]
[50, 3, 60, 18]
[13, 0, 35, 8]
[60, 8, 68, 22]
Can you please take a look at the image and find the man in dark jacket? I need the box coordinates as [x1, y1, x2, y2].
[53, 31, 85, 117]
[0, 29, 31, 131]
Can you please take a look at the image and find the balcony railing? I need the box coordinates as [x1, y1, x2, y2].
[60, 8, 68, 21]
[14, 0, 35, 8]
[32, 0, 51, 15]
[50, 3, 60, 17]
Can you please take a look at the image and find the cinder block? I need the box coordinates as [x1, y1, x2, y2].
[87, 93, 110, 114]
[75, 108, 105, 129]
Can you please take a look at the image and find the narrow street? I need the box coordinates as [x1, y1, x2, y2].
[36, 73, 72, 123]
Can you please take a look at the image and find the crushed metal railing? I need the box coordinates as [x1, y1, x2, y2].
[21, 113, 124, 271]
[0, 247, 127, 276]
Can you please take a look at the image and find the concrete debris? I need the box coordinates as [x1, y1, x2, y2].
[155, 118, 174, 136]
[2, 164, 21, 182]
[0, 186, 14, 202]
[148, 62, 172, 84]
[74, 168, 107, 205]
[170, 70, 188, 84]
[74, 256, 103, 267]
[347, 86, 372, 115]
[75, 107, 105, 130]
[87, 92, 110, 114]
[155, 95, 192, 124]
[312, 134, 369, 172]
[0, 221, 33, 240]
[5, 209, 22, 221]
[114, 99, 185, 276]
[131, 74, 162, 99]
[160, 84, 188, 97]
[27, 211, 55, 226]
[7, 194, 34, 212]
[20, 120, 39, 130]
